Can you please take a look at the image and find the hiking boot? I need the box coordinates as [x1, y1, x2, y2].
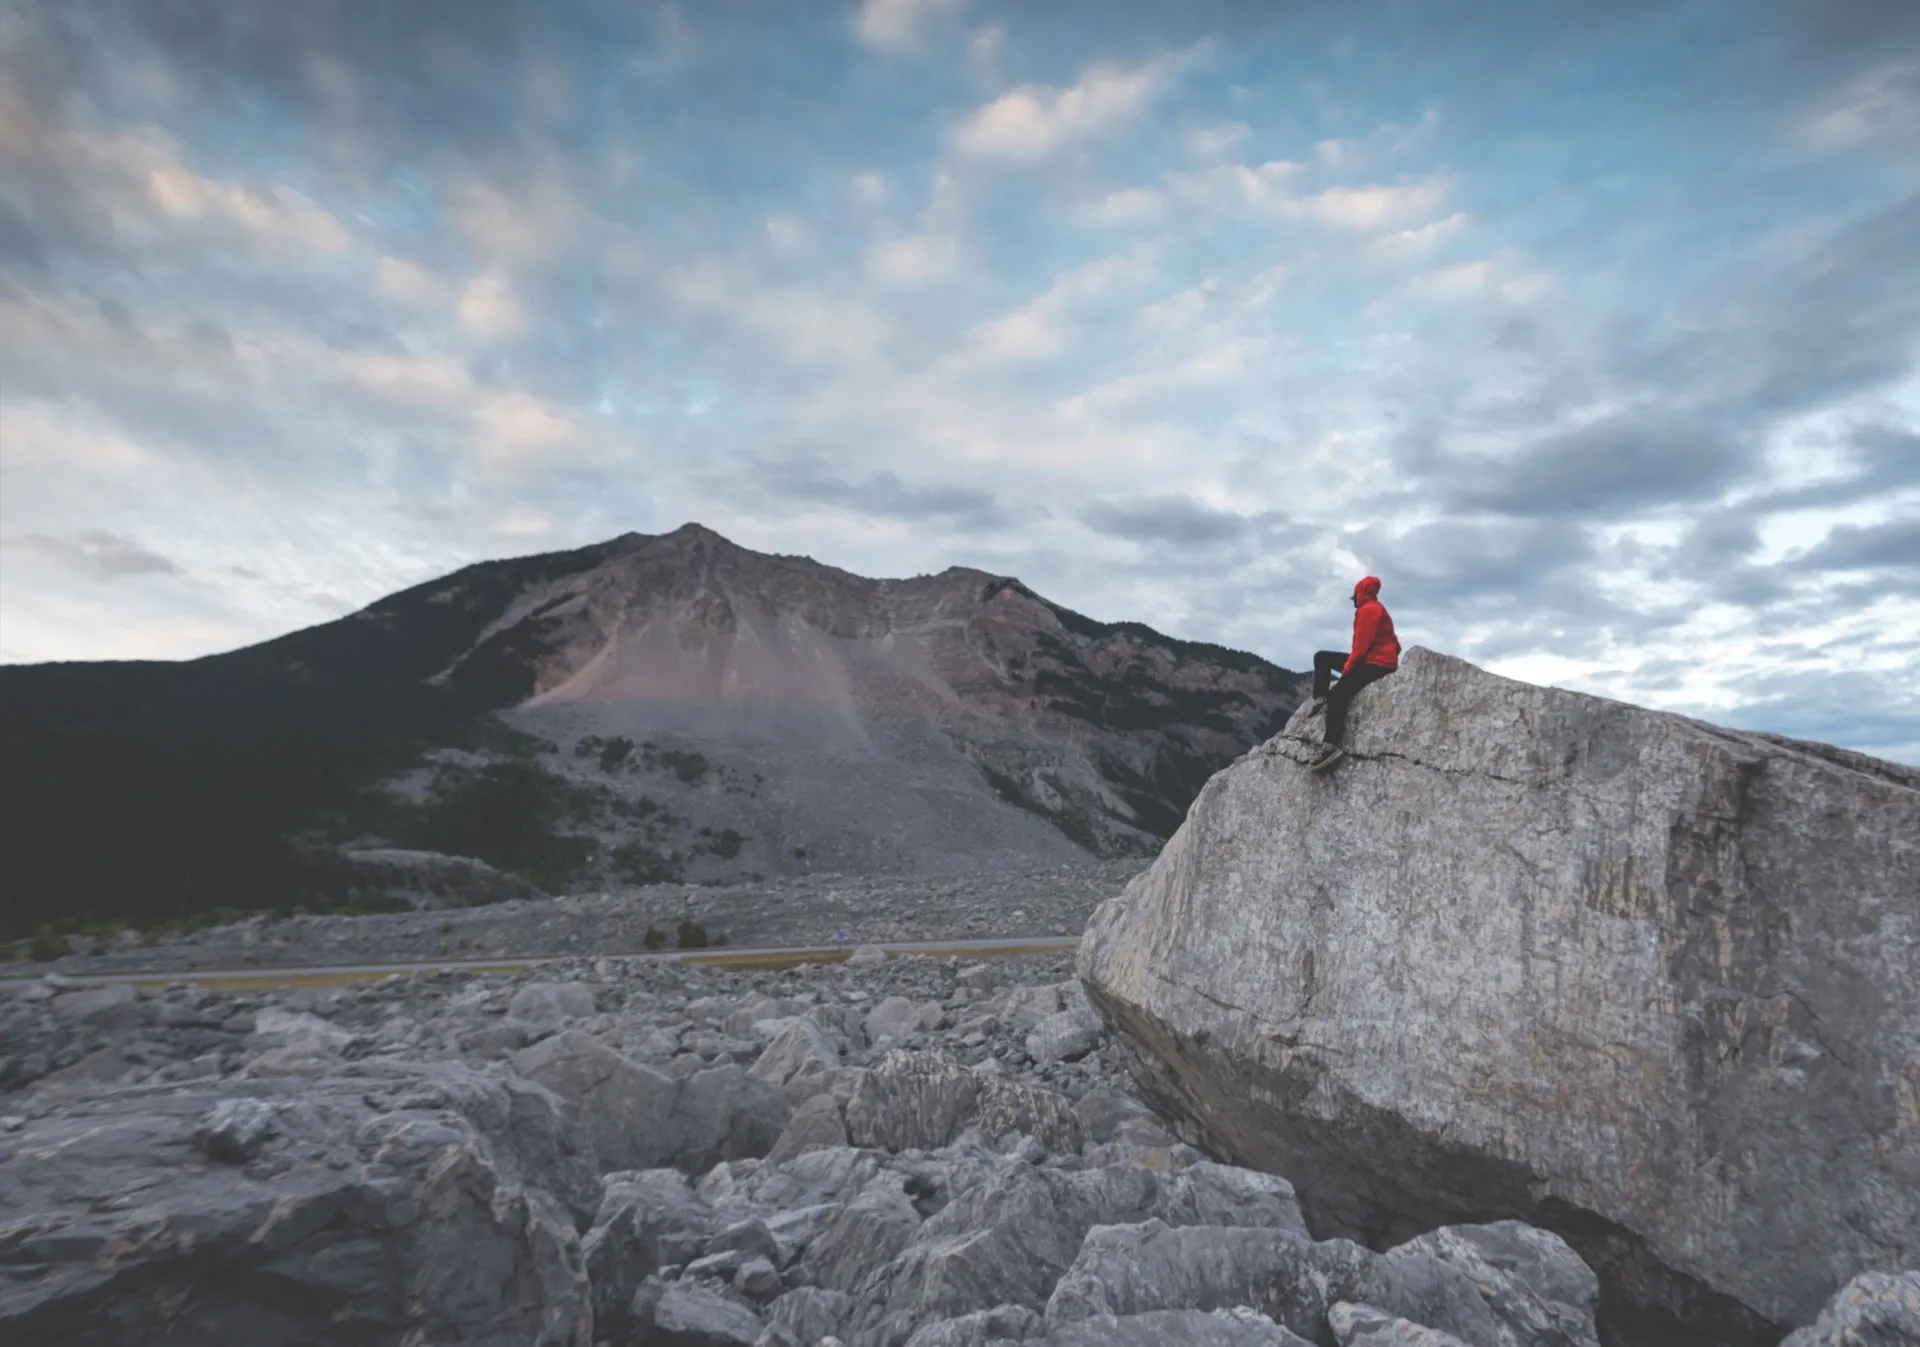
[1304, 696, 1326, 718]
[1309, 745, 1346, 773]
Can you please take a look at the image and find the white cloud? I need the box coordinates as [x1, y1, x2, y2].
[1061, 336, 1267, 414]
[870, 233, 958, 283]
[1286, 179, 1450, 230]
[1367, 211, 1471, 263]
[850, 171, 891, 210]
[1797, 59, 1920, 150]
[335, 346, 607, 474]
[1171, 158, 1451, 231]
[1498, 272, 1555, 305]
[495, 507, 555, 540]
[11, 103, 356, 257]
[1312, 107, 1441, 170]
[1135, 284, 1211, 333]
[966, 25, 1003, 77]
[944, 252, 1158, 373]
[1167, 158, 1301, 212]
[452, 176, 574, 265]
[855, 0, 965, 55]
[457, 271, 524, 339]
[0, 398, 158, 472]
[339, 349, 475, 408]
[765, 214, 812, 255]
[663, 258, 893, 369]
[1412, 259, 1492, 297]
[960, 306, 1066, 364]
[376, 256, 446, 305]
[1189, 121, 1251, 159]
[1089, 186, 1165, 224]
[144, 166, 352, 254]
[470, 391, 602, 474]
[953, 53, 1191, 163]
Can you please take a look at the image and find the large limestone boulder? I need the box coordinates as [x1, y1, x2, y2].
[1077, 648, 1920, 1346]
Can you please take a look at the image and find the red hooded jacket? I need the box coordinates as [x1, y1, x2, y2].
[1343, 576, 1400, 676]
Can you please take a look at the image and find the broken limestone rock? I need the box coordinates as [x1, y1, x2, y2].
[651, 1277, 766, 1345]
[0, 1067, 592, 1346]
[1363, 1222, 1599, 1347]
[1328, 1302, 1473, 1347]
[866, 996, 925, 1045]
[1078, 648, 1920, 1346]
[1032, 1308, 1316, 1347]
[1779, 1270, 1920, 1347]
[514, 1030, 789, 1174]
[845, 1050, 980, 1151]
[582, 1168, 715, 1337]
[766, 1093, 850, 1164]
[1044, 1221, 1324, 1327]
[507, 981, 597, 1028]
[751, 1018, 842, 1100]
[1026, 1008, 1105, 1066]
[193, 1096, 278, 1162]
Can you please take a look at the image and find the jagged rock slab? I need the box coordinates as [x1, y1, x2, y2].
[1077, 648, 1920, 1347]
[0, 1066, 593, 1345]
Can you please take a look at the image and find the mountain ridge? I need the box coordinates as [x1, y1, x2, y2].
[0, 524, 1306, 937]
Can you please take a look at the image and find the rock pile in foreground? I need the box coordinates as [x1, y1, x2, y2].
[1078, 648, 1920, 1347]
[0, 951, 1612, 1347]
[1, 941, 1901, 1344]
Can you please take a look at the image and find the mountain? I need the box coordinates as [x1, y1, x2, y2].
[0, 524, 1305, 937]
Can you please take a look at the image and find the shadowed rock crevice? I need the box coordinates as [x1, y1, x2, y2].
[1086, 981, 1782, 1347]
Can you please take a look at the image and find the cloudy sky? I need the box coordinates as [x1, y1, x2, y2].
[2, 0, 1917, 761]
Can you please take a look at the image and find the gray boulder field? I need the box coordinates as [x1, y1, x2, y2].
[4, 854, 1909, 1345]
[1078, 647, 1920, 1347]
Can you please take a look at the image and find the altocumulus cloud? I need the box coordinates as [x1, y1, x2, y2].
[0, 0, 1916, 762]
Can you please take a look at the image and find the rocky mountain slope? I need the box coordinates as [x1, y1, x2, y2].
[0, 525, 1304, 937]
[1079, 648, 1920, 1347]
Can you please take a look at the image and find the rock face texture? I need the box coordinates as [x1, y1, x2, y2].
[1077, 648, 1920, 1347]
[0, 1064, 597, 1346]
[463, 523, 1306, 865]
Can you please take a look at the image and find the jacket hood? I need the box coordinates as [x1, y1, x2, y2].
[1353, 576, 1382, 603]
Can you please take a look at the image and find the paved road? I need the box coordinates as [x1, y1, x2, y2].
[0, 934, 1084, 989]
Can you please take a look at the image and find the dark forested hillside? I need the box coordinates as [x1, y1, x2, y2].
[0, 658, 488, 937]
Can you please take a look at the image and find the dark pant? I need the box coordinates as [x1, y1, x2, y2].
[1312, 651, 1393, 746]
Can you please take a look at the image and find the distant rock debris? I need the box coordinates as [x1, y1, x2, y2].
[342, 848, 543, 908]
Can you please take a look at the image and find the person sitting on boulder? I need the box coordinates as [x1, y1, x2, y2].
[1308, 576, 1400, 772]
